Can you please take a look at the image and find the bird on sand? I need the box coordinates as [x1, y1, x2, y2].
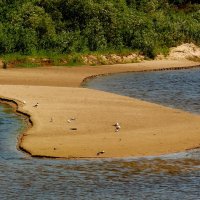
[113, 122, 121, 132]
[97, 150, 105, 156]
[67, 117, 76, 123]
[33, 102, 39, 108]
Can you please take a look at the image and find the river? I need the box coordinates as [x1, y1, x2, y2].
[1, 68, 200, 199]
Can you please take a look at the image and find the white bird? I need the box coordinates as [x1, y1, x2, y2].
[114, 122, 121, 132]
[33, 102, 39, 107]
[67, 117, 76, 123]
[114, 122, 119, 127]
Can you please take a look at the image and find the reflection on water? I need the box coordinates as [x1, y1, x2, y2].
[1, 68, 200, 199]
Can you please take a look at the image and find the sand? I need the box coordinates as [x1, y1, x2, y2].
[167, 43, 200, 60]
[0, 59, 200, 158]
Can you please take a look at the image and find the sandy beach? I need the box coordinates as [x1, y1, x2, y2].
[0, 59, 200, 158]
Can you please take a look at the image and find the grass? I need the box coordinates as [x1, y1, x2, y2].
[65, 54, 84, 66]
[1, 53, 41, 68]
[28, 51, 85, 67]
[86, 48, 140, 57]
[1, 53, 26, 64]
[16, 62, 40, 68]
[0, 52, 85, 68]
[0, 48, 150, 68]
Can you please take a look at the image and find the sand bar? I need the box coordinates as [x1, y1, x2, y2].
[0, 60, 200, 158]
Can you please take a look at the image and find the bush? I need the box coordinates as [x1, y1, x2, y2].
[0, 0, 199, 58]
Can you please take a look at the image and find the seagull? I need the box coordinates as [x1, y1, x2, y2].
[113, 122, 121, 132]
[116, 124, 121, 130]
[97, 150, 105, 156]
[33, 102, 39, 108]
[67, 117, 76, 123]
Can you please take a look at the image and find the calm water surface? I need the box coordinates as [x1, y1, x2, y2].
[1, 68, 200, 199]
[85, 68, 200, 114]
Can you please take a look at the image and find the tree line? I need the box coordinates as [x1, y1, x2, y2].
[0, 0, 199, 58]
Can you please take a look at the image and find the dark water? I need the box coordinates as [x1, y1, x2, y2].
[1, 69, 200, 199]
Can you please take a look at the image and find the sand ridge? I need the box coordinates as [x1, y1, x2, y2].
[0, 59, 200, 158]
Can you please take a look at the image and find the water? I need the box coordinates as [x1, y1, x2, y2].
[1, 68, 200, 199]
[85, 68, 200, 114]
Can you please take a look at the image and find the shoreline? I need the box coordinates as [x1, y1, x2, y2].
[0, 97, 33, 156]
[0, 59, 200, 159]
[1, 89, 200, 160]
[81, 63, 200, 87]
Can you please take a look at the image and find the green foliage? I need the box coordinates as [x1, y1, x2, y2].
[2, 53, 27, 64]
[16, 62, 40, 68]
[65, 54, 84, 66]
[0, 0, 199, 58]
[83, 18, 107, 51]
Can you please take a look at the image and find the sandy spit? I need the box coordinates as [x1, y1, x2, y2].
[0, 59, 200, 158]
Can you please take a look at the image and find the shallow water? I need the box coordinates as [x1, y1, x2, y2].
[1, 68, 200, 199]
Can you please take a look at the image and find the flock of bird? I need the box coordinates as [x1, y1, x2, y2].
[24, 100, 122, 157]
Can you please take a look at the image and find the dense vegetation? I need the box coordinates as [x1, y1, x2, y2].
[0, 0, 199, 59]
